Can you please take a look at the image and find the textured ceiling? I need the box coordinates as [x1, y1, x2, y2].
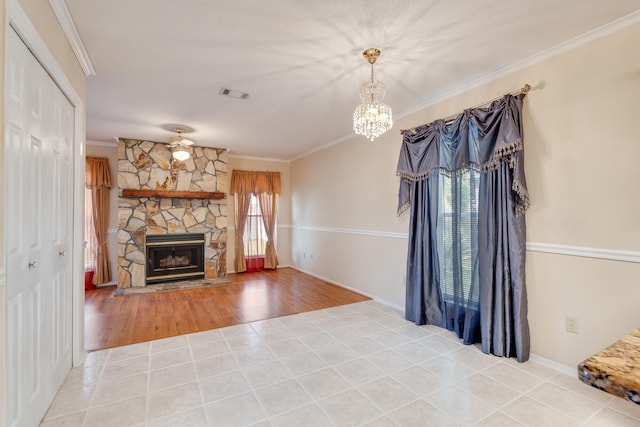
[65, 0, 639, 160]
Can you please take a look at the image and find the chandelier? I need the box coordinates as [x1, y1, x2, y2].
[353, 48, 393, 141]
[168, 127, 194, 161]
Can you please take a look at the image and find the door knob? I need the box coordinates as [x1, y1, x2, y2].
[28, 261, 37, 269]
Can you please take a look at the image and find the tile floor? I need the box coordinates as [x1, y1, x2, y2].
[41, 301, 640, 427]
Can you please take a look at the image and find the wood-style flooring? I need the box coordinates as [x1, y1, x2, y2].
[84, 267, 370, 351]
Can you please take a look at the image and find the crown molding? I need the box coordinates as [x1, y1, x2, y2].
[291, 10, 640, 162]
[86, 139, 117, 147]
[397, 10, 640, 121]
[48, 0, 95, 76]
[228, 153, 290, 163]
[289, 132, 355, 162]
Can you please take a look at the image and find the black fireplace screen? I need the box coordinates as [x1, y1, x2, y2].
[146, 233, 205, 284]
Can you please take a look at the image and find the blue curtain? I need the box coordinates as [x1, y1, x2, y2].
[397, 94, 530, 362]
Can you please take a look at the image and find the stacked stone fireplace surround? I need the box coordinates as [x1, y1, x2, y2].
[117, 138, 228, 292]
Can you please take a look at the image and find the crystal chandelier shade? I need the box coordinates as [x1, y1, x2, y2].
[353, 48, 393, 141]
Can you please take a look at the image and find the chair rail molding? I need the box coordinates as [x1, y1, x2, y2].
[291, 225, 640, 263]
[526, 242, 640, 264]
[295, 225, 407, 239]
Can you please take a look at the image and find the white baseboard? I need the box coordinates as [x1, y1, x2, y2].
[288, 266, 577, 376]
[289, 265, 404, 312]
[211, 263, 579, 376]
[95, 281, 116, 288]
[529, 353, 576, 377]
[227, 262, 403, 311]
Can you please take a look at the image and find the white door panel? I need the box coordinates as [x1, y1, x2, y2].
[5, 27, 74, 427]
[5, 125, 22, 266]
[6, 296, 23, 424]
[49, 85, 74, 389]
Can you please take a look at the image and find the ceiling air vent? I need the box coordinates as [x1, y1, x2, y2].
[219, 88, 249, 100]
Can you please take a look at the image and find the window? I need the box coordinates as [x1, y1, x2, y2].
[243, 194, 268, 258]
[437, 170, 480, 306]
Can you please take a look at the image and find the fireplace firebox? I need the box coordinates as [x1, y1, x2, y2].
[146, 233, 205, 285]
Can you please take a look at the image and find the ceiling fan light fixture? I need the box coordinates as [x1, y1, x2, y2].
[168, 136, 195, 146]
[172, 146, 190, 161]
[169, 127, 194, 160]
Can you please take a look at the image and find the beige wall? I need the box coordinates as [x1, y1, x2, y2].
[227, 157, 292, 272]
[513, 24, 640, 367]
[86, 143, 119, 283]
[290, 135, 408, 307]
[290, 24, 640, 368]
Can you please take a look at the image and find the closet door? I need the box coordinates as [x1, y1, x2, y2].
[5, 27, 74, 427]
[49, 77, 74, 393]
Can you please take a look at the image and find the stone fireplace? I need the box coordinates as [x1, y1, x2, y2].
[117, 138, 228, 292]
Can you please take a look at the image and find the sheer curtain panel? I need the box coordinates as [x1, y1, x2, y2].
[85, 157, 113, 284]
[258, 192, 278, 269]
[397, 94, 531, 362]
[233, 193, 252, 273]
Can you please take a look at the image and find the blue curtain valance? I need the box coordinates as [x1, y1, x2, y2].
[397, 94, 530, 217]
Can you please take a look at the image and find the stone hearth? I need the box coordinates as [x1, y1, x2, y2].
[117, 138, 228, 291]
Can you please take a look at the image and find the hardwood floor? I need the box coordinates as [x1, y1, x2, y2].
[84, 267, 370, 351]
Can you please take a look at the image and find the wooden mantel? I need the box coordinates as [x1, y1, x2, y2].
[121, 189, 226, 200]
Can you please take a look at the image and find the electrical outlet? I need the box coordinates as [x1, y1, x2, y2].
[566, 316, 579, 334]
